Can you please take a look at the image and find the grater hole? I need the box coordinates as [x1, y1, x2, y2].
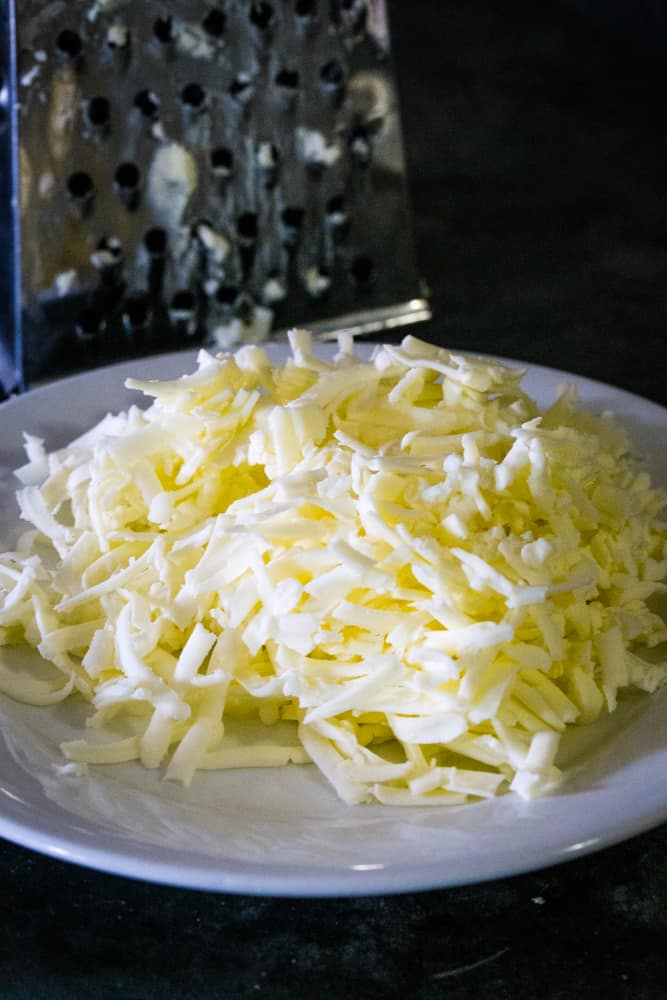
[234, 293, 254, 322]
[76, 308, 104, 341]
[350, 254, 376, 288]
[86, 97, 110, 128]
[56, 29, 82, 60]
[181, 83, 207, 110]
[320, 59, 346, 105]
[275, 68, 299, 90]
[97, 235, 122, 256]
[325, 194, 349, 235]
[115, 162, 141, 190]
[171, 290, 196, 313]
[123, 294, 151, 330]
[320, 59, 345, 87]
[296, 0, 317, 15]
[67, 171, 93, 199]
[92, 235, 123, 272]
[210, 146, 233, 172]
[114, 163, 142, 210]
[143, 227, 168, 257]
[281, 207, 304, 228]
[170, 292, 197, 337]
[134, 89, 160, 118]
[237, 212, 258, 242]
[250, 2, 275, 31]
[280, 206, 304, 246]
[326, 194, 345, 215]
[229, 74, 253, 102]
[202, 9, 226, 37]
[215, 284, 239, 308]
[153, 17, 174, 44]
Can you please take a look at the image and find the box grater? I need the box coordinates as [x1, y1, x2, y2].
[0, 0, 429, 395]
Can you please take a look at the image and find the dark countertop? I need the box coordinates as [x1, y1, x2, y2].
[1, 2, 666, 997]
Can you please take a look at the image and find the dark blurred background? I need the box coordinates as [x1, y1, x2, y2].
[393, 0, 667, 404]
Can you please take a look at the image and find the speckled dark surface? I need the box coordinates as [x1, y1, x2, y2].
[0, 824, 665, 999]
[1, 2, 666, 997]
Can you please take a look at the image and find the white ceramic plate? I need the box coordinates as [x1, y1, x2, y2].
[0, 345, 665, 897]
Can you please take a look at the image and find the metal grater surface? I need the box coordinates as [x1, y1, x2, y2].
[1, 0, 429, 392]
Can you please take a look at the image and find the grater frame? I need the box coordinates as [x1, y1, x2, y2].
[3, 0, 429, 393]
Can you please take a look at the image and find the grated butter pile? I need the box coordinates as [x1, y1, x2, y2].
[1, 332, 665, 806]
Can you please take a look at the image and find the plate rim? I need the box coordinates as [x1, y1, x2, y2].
[0, 345, 666, 896]
[4, 342, 667, 418]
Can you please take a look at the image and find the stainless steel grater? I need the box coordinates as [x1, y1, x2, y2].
[1, 0, 429, 393]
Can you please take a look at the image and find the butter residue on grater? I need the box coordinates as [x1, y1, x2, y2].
[7, 0, 429, 389]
